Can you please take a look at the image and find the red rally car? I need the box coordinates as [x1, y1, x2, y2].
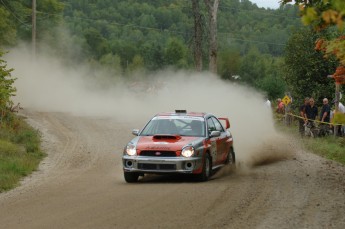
[122, 110, 235, 182]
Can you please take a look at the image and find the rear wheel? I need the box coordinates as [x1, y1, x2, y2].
[226, 148, 236, 166]
[196, 153, 212, 182]
[124, 172, 139, 183]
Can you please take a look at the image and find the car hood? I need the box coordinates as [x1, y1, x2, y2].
[136, 135, 200, 151]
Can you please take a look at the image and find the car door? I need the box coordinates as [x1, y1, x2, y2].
[211, 117, 228, 164]
[206, 117, 218, 167]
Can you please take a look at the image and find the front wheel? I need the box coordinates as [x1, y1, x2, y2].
[196, 153, 212, 182]
[124, 172, 139, 183]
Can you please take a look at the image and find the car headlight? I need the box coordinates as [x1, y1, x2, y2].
[126, 144, 137, 156]
[181, 146, 194, 157]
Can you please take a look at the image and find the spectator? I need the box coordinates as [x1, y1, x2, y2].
[276, 98, 285, 114]
[319, 98, 331, 135]
[320, 98, 331, 123]
[305, 97, 318, 122]
[299, 97, 309, 137]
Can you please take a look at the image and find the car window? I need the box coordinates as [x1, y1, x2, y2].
[207, 118, 216, 133]
[212, 117, 224, 132]
[157, 119, 178, 134]
[140, 117, 205, 136]
[140, 119, 159, 135]
[173, 119, 205, 136]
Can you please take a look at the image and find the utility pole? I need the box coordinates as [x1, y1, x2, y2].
[32, 0, 36, 59]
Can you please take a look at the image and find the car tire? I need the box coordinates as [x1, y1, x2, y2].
[124, 172, 139, 183]
[196, 153, 212, 182]
[226, 147, 236, 166]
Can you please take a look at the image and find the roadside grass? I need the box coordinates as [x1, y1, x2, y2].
[0, 113, 45, 192]
[302, 137, 345, 165]
[275, 119, 345, 166]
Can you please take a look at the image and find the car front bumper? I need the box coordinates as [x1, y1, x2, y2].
[122, 155, 203, 174]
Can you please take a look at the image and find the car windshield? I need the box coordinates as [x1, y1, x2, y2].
[140, 116, 205, 137]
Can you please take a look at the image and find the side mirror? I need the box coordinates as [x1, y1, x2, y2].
[132, 129, 140, 136]
[210, 131, 221, 137]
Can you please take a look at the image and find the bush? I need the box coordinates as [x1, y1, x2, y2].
[0, 115, 45, 192]
[0, 49, 16, 115]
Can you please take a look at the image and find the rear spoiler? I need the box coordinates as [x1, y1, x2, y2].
[218, 117, 230, 129]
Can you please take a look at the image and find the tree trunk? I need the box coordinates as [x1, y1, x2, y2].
[192, 0, 203, 72]
[204, 0, 219, 74]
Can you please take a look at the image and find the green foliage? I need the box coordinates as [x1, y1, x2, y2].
[239, 47, 266, 86]
[0, 0, 30, 43]
[256, 57, 287, 99]
[12, 128, 41, 153]
[303, 136, 345, 165]
[128, 54, 145, 73]
[1, 0, 303, 99]
[0, 50, 16, 112]
[0, 139, 22, 156]
[0, 0, 64, 48]
[0, 114, 45, 192]
[283, 27, 337, 105]
[218, 49, 241, 80]
[240, 49, 287, 99]
[99, 53, 122, 73]
[282, 0, 345, 67]
[0, 6, 16, 45]
[276, 120, 345, 166]
[257, 74, 286, 99]
[164, 37, 188, 68]
[0, 52, 43, 192]
[283, 0, 345, 30]
[84, 28, 109, 59]
[54, 0, 301, 72]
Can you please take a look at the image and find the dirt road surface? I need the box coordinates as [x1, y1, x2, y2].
[1, 111, 345, 229]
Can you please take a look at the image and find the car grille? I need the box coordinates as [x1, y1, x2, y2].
[139, 151, 176, 157]
[138, 163, 176, 170]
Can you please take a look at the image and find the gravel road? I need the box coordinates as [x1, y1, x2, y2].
[0, 111, 345, 229]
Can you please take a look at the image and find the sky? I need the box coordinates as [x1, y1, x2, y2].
[250, 0, 281, 9]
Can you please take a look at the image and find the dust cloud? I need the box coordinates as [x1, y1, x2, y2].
[5, 45, 295, 167]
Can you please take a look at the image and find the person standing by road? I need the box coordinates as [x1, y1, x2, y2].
[320, 98, 331, 123]
[305, 97, 318, 123]
[276, 98, 285, 114]
[299, 97, 309, 137]
[320, 98, 331, 135]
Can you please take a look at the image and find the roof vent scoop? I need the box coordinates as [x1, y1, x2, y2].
[175, 110, 187, 113]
